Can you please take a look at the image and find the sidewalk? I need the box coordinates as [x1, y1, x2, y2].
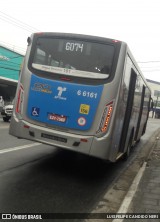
[127, 130, 160, 221]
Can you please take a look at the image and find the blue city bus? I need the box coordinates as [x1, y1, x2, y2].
[9, 33, 151, 162]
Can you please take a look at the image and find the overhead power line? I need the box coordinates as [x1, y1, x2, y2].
[0, 41, 26, 51]
[141, 66, 160, 69]
[0, 42, 26, 55]
[138, 61, 160, 73]
[141, 69, 160, 72]
[0, 11, 40, 33]
[138, 61, 160, 63]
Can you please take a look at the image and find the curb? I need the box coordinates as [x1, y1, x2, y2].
[146, 129, 160, 165]
[112, 162, 147, 222]
[112, 128, 160, 222]
[86, 128, 160, 222]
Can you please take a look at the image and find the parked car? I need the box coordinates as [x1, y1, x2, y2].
[0, 96, 4, 112]
[1, 99, 14, 122]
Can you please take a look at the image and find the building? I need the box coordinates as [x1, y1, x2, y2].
[147, 79, 160, 104]
[0, 45, 24, 103]
[0, 45, 24, 80]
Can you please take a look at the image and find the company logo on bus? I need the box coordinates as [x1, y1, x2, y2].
[54, 86, 67, 100]
[32, 83, 52, 94]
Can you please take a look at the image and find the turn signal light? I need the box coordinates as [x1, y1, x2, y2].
[101, 104, 113, 132]
[97, 101, 114, 133]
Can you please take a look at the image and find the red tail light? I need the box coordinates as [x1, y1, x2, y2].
[16, 84, 24, 114]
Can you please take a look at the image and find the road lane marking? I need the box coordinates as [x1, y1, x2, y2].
[112, 162, 147, 222]
[0, 126, 9, 129]
[0, 143, 41, 154]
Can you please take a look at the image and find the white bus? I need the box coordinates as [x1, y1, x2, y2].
[9, 33, 151, 162]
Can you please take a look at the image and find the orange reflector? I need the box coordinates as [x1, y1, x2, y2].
[24, 125, 30, 129]
[97, 101, 114, 134]
[101, 105, 113, 132]
[80, 139, 88, 142]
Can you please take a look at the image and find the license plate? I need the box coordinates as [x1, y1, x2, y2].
[48, 113, 67, 123]
[41, 133, 67, 143]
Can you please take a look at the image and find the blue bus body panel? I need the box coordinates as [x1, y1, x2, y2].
[27, 74, 103, 131]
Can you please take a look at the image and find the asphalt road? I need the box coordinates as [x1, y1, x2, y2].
[0, 117, 159, 221]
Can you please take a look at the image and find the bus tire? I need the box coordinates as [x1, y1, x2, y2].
[136, 138, 140, 144]
[122, 131, 133, 161]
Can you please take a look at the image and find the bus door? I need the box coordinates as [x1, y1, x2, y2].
[134, 85, 145, 141]
[119, 68, 137, 153]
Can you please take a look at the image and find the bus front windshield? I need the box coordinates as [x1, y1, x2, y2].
[31, 37, 115, 79]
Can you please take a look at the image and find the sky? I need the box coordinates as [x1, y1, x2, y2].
[1, 0, 160, 82]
